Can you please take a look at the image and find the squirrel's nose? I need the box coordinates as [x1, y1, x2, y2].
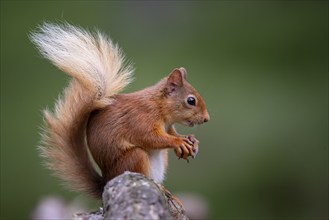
[203, 113, 210, 123]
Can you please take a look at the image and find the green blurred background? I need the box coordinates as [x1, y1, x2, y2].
[1, 1, 328, 219]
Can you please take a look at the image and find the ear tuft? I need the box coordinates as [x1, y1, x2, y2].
[179, 67, 187, 80]
[165, 68, 186, 96]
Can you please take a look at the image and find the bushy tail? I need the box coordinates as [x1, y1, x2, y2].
[30, 22, 133, 198]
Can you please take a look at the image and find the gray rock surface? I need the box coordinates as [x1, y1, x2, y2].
[74, 172, 188, 220]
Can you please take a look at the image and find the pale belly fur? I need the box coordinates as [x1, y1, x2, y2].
[149, 150, 166, 183]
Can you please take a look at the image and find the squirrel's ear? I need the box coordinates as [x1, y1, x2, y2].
[179, 67, 187, 80]
[165, 68, 185, 95]
[167, 68, 186, 86]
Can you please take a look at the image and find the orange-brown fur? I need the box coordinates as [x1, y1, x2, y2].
[31, 23, 209, 199]
[87, 71, 209, 194]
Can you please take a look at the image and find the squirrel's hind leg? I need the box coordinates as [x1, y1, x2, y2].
[109, 147, 151, 180]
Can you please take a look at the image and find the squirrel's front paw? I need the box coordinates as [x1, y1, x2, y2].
[185, 135, 199, 159]
[173, 137, 194, 160]
[185, 135, 199, 145]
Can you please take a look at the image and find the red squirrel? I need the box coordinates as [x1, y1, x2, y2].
[30, 23, 209, 198]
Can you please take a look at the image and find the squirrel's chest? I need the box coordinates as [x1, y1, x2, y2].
[149, 150, 167, 183]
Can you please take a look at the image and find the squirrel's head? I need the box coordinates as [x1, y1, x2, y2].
[163, 67, 210, 127]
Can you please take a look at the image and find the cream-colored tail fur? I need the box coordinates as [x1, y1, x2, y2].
[30, 22, 133, 198]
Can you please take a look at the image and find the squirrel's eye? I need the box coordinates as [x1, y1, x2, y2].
[187, 96, 196, 106]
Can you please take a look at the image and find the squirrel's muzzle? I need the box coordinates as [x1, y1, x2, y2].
[203, 112, 210, 123]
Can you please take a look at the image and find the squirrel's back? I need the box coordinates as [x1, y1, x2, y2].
[30, 22, 133, 198]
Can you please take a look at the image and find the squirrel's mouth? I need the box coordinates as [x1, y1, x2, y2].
[183, 120, 194, 127]
[187, 120, 199, 127]
[186, 119, 205, 127]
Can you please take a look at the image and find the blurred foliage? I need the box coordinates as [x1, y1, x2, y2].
[1, 1, 328, 220]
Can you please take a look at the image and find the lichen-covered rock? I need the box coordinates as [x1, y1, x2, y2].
[73, 210, 103, 220]
[103, 171, 175, 219]
[74, 172, 188, 220]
